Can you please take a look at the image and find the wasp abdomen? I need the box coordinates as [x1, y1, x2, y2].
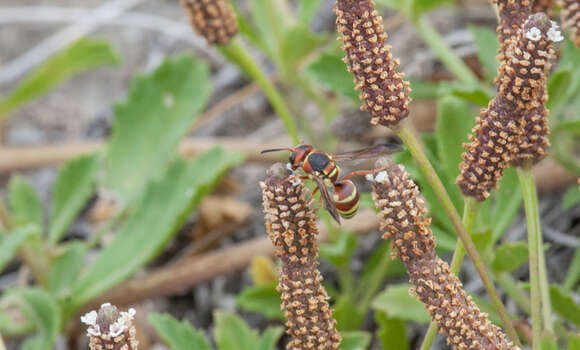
[333, 180, 360, 219]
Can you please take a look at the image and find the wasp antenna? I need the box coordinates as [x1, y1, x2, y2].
[260, 148, 292, 154]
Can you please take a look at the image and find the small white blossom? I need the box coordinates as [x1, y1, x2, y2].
[375, 171, 389, 183]
[526, 27, 542, 41]
[547, 26, 564, 42]
[109, 321, 125, 337]
[80, 311, 98, 326]
[86, 325, 101, 337]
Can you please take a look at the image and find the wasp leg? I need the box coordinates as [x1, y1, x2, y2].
[341, 166, 390, 182]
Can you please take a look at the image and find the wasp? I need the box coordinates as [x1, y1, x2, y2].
[261, 143, 402, 223]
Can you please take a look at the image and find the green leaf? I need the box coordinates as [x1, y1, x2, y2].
[491, 242, 529, 273]
[541, 334, 558, 350]
[298, 0, 325, 24]
[430, 225, 457, 251]
[72, 148, 243, 307]
[358, 241, 405, 300]
[471, 229, 493, 258]
[374, 0, 403, 11]
[408, 78, 439, 100]
[280, 26, 325, 74]
[0, 226, 37, 273]
[333, 296, 365, 331]
[0, 38, 119, 118]
[256, 327, 284, 350]
[214, 311, 260, 350]
[319, 230, 358, 267]
[236, 282, 284, 320]
[468, 26, 499, 82]
[8, 176, 43, 229]
[340, 331, 371, 350]
[49, 154, 99, 244]
[104, 54, 211, 203]
[562, 185, 580, 210]
[550, 285, 580, 326]
[435, 95, 474, 180]
[149, 313, 213, 350]
[547, 69, 572, 110]
[48, 242, 87, 298]
[375, 312, 409, 350]
[249, 0, 285, 60]
[3, 288, 60, 350]
[306, 51, 358, 101]
[568, 333, 580, 350]
[409, 0, 452, 17]
[372, 284, 430, 323]
[439, 82, 492, 107]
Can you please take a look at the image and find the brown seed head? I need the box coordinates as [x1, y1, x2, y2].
[181, 0, 238, 45]
[81, 303, 139, 350]
[560, 0, 580, 46]
[370, 165, 519, 349]
[493, 0, 532, 65]
[532, 0, 556, 17]
[335, 0, 411, 128]
[260, 165, 341, 349]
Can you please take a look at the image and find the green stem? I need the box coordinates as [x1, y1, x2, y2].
[419, 197, 481, 350]
[413, 16, 481, 87]
[398, 123, 521, 347]
[517, 165, 551, 349]
[495, 272, 531, 316]
[563, 246, 580, 291]
[219, 39, 300, 143]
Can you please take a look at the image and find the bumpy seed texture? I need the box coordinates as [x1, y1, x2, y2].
[81, 303, 139, 350]
[335, 0, 411, 128]
[457, 13, 559, 200]
[561, 0, 580, 46]
[260, 165, 341, 350]
[370, 163, 518, 350]
[181, 0, 238, 45]
[532, 0, 555, 16]
[493, 0, 531, 65]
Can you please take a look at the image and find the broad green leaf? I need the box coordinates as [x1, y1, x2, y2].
[375, 312, 409, 350]
[435, 95, 474, 180]
[547, 69, 572, 110]
[104, 54, 211, 203]
[439, 82, 492, 107]
[491, 242, 529, 273]
[409, 0, 452, 17]
[214, 311, 260, 350]
[72, 148, 243, 307]
[340, 331, 371, 350]
[0, 226, 37, 273]
[280, 25, 325, 74]
[358, 241, 405, 303]
[149, 313, 212, 350]
[468, 26, 499, 82]
[306, 51, 358, 101]
[249, 0, 285, 61]
[48, 242, 87, 298]
[550, 285, 580, 326]
[0, 39, 119, 118]
[8, 176, 43, 229]
[372, 284, 430, 323]
[491, 168, 522, 243]
[568, 333, 580, 350]
[49, 154, 99, 244]
[256, 327, 284, 350]
[333, 296, 365, 331]
[319, 230, 358, 267]
[3, 288, 60, 350]
[236, 283, 284, 320]
[298, 0, 325, 24]
[471, 229, 493, 259]
[562, 185, 580, 210]
[408, 78, 439, 99]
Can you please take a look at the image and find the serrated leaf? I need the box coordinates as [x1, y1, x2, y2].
[468, 25, 499, 82]
[340, 331, 371, 350]
[8, 176, 43, 229]
[435, 95, 474, 180]
[333, 296, 365, 331]
[550, 285, 580, 326]
[0, 226, 37, 273]
[48, 242, 87, 298]
[280, 25, 325, 74]
[49, 154, 99, 244]
[375, 312, 409, 350]
[72, 148, 243, 307]
[236, 282, 284, 320]
[562, 185, 580, 210]
[0, 38, 119, 119]
[306, 51, 358, 101]
[298, 0, 325, 24]
[319, 230, 358, 267]
[104, 54, 211, 203]
[372, 284, 430, 323]
[3, 288, 60, 350]
[491, 242, 529, 273]
[214, 311, 260, 350]
[149, 313, 212, 350]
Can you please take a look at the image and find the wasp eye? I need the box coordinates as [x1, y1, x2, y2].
[289, 153, 297, 164]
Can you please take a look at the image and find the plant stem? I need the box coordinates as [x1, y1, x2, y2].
[413, 16, 481, 87]
[419, 197, 481, 350]
[496, 272, 531, 315]
[219, 39, 300, 143]
[397, 122, 521, 347]
[563, 247, 580, 291]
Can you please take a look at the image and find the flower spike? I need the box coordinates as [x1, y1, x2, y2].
[181, 0, 238, 45]
[560, 0, 580, 46]
[81, 303, 139, 350]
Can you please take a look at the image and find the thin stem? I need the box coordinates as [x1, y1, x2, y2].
[0, 332, 6, 350]
[563, 246, 580, 291]
[413, 16, 481, 87]
[495, 272, 531, 315]
[397, 122, 521, 347]
[219, 39, 300, 143]
[419, 197, 481, 350]
[517, 165, 544, 349]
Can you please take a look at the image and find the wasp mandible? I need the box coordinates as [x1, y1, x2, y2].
[261, 143, 402, 224]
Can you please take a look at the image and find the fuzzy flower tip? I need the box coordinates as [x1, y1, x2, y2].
[335, 0, 411, 129]
[181, 0, 238, 45]
[260, 163, 342, 350]
[369, 161, 519, 350]
[81, 303, 138, 350]
[560, 0, 580, 46]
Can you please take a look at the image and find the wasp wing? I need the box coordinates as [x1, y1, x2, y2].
[332, 143, 403, 162]
[311, 176, 341, 225]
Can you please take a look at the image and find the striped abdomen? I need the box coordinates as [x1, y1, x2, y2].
[333, 180, 359, 219]
[303, 152, 340, 183]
